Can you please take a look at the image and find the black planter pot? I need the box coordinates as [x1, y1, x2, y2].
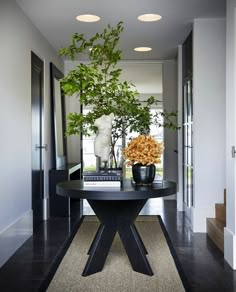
[132, 163, 156, 185]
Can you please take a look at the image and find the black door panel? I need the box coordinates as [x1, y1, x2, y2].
[31, 52, 44, 229]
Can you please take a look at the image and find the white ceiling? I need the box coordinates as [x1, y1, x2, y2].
[16, 0, 225, 60]
[15, 0, 225, 97]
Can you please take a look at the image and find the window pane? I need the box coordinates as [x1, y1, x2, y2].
[124, 108, 164, 179]
[82, 108, 96, 171]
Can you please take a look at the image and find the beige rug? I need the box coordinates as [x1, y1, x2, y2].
[47, 216, 186, 292]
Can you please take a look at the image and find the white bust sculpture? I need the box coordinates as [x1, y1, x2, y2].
[94, 113, 114, 162]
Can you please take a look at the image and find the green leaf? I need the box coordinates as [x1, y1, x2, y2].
[59, 21, 179, 144]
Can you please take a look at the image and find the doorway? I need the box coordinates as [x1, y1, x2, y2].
[31, 52, 44, 229]
[82, 62, 164, 215]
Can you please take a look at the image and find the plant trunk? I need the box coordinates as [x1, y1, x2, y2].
[110, 144, 117, 169]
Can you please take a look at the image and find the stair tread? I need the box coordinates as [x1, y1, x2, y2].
[207, 218, 224, 252]
[206, 191, 226, 253]
[207, 218, 225, 233]
[215, 203, 226, 208]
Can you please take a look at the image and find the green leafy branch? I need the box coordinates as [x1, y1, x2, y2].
[59, 21, 179, 168]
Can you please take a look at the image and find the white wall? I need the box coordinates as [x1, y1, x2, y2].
[224, 0, 236, 269]
[64, 61, 81, 164]
[163, 60, 178, 199]
[0, 0, 63, 266]
[192, 18, 226, 232]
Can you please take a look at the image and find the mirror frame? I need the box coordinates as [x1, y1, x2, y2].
[50, 63, 67, 169]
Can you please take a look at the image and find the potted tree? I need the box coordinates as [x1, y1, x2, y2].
[59, 21, 178, 169]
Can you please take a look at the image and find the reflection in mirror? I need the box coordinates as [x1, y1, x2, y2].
[54, 79, 64, 156]
[50, 63, 67, 169]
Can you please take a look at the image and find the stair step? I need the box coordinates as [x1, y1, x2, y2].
[215, 203, 226, 224]
[207, 218, 224, 252]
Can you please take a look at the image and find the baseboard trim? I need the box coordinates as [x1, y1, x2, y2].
[163, 194, 177, 200]
[0, 210, 33, 268]
[177, 191, 184, 211]
[224, 226, 236, 269]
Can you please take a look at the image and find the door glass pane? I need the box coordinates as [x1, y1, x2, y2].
[150, 109, 163, 179]
[187, 80, 192, 123]
[190, 80, 193, 122]
[187, 166, 193, 206]
[183, 78, 193, 207]
[183, 84, 188, 124]
[183, 165, 188, 204]
[82, 108, 96, 172]
[124, 108, 164, 179]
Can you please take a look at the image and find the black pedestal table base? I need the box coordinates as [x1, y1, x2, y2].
[56, 179, 177, 277]
[82, 199, 153, 277]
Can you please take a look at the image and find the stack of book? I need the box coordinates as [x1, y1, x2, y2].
[83, 170, 122, 187]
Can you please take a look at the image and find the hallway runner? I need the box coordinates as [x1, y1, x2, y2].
[47, 216, 189, 292]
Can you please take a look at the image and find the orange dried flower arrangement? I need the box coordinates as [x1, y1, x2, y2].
[122, 135, 164, 166]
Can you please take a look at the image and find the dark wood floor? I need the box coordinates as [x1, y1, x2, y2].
[0, 200, 236, 291]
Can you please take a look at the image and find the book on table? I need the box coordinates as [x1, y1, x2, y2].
[83, 180, 121, 187]
[83, 170, 122, 181]
[83, 170, 122, 187]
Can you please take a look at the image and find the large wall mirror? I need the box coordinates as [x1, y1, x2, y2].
[50, 63, 67, 169]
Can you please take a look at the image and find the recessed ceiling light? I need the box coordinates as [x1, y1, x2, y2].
[76, 14, 100, 22]
[137, 14, 162, 22]
[134, 47, 152, 52]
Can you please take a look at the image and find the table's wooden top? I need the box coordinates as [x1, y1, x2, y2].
[57, 179, 176, 200]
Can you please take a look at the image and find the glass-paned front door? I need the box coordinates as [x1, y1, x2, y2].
[183, 79, 193, 207]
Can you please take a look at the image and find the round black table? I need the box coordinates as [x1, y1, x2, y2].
[57, 179, 176, 277]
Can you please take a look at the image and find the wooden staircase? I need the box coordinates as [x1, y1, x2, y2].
[206, 190, 226, 253]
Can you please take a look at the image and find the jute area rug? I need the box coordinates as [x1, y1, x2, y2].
[47, 216, 186, 292]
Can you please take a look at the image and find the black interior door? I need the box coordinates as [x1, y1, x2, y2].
[31, 52, 44, 229]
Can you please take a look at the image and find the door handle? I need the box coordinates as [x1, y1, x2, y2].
[35, 144, 48, 151]
[232, 146, 236, 158]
